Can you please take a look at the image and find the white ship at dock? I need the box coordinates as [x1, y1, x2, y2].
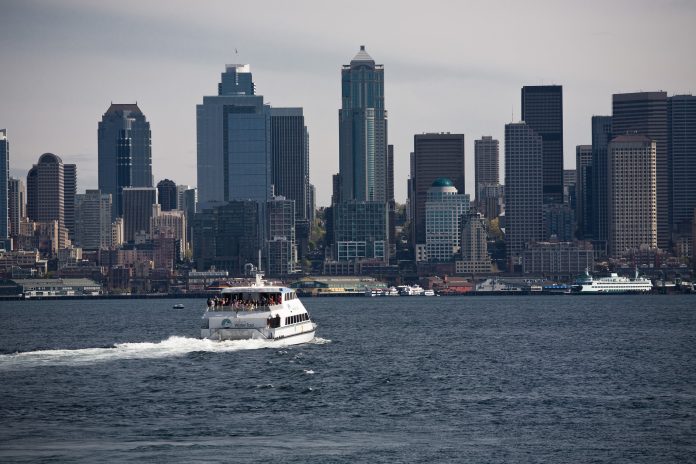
[571, 269, 653, 294]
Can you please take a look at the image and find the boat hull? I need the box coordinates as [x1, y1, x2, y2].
[201, 324, 317, 346]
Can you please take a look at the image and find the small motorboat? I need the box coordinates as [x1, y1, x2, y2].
[172, 303, 185, 309]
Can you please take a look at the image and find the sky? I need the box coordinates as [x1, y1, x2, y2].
[1, 0, 695, 206]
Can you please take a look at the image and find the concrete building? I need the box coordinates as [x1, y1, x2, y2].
[63, 163, 76, 240]
[26, 153, 70, 249]
[74, 190, 113, 250]
[543, 203, 575, 242]
[338, 46, 388, 203]
[612, 92, 668, 249]
[474, 136, 499, 202]
[457, 212, 492, 274]
[156, 179, 177, 211]
[522, 241, 594, 276]
[98, 103, 152, 220]
[176, 185, 191, 211]
[424, 178, 470, 262]
[607, 135, 657, 257]
[521, 85, 564, 204]
[591, 115, 612, 250]
[477, 183, 504, 219]
[505, 122, 544, 266]
[122, 187, 157, 243]
[150, 205, 187, 256]
[410, 133, 466, 248]
[575, 145, 593, 239]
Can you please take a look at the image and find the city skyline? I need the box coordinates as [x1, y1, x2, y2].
[2, 1, 695, 206]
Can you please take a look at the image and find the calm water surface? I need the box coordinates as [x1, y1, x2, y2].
[0, 295, 695, 463]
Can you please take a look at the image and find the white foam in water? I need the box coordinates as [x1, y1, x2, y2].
[0, 336, 330, 370]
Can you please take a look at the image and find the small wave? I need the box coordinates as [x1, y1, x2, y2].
[303, 369, 315, 375]
[0, 336, 273, 370]
[310, 337, 332, 345]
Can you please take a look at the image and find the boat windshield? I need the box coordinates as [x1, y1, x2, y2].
[207, 292, 283, 311]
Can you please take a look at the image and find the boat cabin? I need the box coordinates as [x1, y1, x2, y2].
[207, 288, 298, 311]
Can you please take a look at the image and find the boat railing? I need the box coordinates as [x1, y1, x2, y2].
[207, 303, 281, 312]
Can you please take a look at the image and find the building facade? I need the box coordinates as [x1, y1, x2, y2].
[8, 177, 26, 240]
[74, 190, 113, 250]
[266, 196, 296, 276]
[474, 136, 499, 202]
[410, 133, 466, 247]
[522, 241, 594, 276]
[196, 64, 271, 208]
[668, 94, 696, 236]
[612, 92, 668, 249]
[157, 179, 177, 211]
[457, 212, 492, 274]
[575, 145, 593, 239]
[521, 85, 564, 204]
[607, 135, 657, 257]
[98, 103, 152, 220]
[0, 130, 8, 244]
[505, 122, 543, 266]
[424, 178, 470, 262]
[26, 153, 70, 249]
[121, 187, 157, 243]
[332, 201, 387, 263]
[338, 46, 388, 203]
[591, 115, 612, 248]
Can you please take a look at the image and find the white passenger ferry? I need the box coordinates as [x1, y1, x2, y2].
[571, 269, 653, 294]
[201, 274, 316, 344]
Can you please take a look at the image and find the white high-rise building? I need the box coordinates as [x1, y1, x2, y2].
[74, 190, 113, 250]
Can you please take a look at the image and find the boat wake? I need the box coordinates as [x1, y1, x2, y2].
[0, 336, 331, 370]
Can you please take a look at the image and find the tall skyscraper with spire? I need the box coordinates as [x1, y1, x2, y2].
[98, 103, 153, 220]
[338, 46, 388, 202]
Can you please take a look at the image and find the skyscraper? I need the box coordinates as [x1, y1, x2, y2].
[591, 115, 612, 248]
[521, 85, 564, 204]
[424, 178, 470, 262]
[157, 179, 177, 211]
[612, 92, 668, 249]
[668, 94, 696, 235]
[474, 136, 499, 201]
[74, 190, 113, 250]
[266, 196, 296, 276]
[607, 135, 657, 257]
[26, 153, 70, 249]
[196, 64, 271, 208]
[121, 187, 157, 243]
[458, 212, 493, 274]
[575, 145, 593, 239]
[410, 133, 466, 248]
[338, 46, 388, 202]
[270, 108, 309, 221]
[505, 122, 543, 265]
[63, 163, 76, 240]
[8, 177, 26, 239]
[0, 130, 8, 244]
[98, 103, 152, 220]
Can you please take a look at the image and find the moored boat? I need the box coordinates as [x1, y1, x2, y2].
[571, 269, 653, 294]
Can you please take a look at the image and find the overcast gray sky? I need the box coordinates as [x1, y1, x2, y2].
[1, 0, 695, 206]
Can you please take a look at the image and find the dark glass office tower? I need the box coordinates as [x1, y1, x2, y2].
[157, 179, 177, 211]
[612, 92, 668, 249]
[521, 85, 564, 204]
[668, 94, 696, 234]
[575, 145, 593, 239]
[270, 108, 309, 221]
[339, 46, 388, 202]
[505, 122, 543, 266]
[197, 64, 271, 209]
[98, 103, 153, 220]
[591, 115, 612, 250]
[410, 133, 466, 247]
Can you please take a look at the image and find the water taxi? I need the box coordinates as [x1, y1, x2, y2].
[201, 274, 317, 344]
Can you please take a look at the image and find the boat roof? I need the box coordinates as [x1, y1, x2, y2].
[219, 286, 294, 294]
